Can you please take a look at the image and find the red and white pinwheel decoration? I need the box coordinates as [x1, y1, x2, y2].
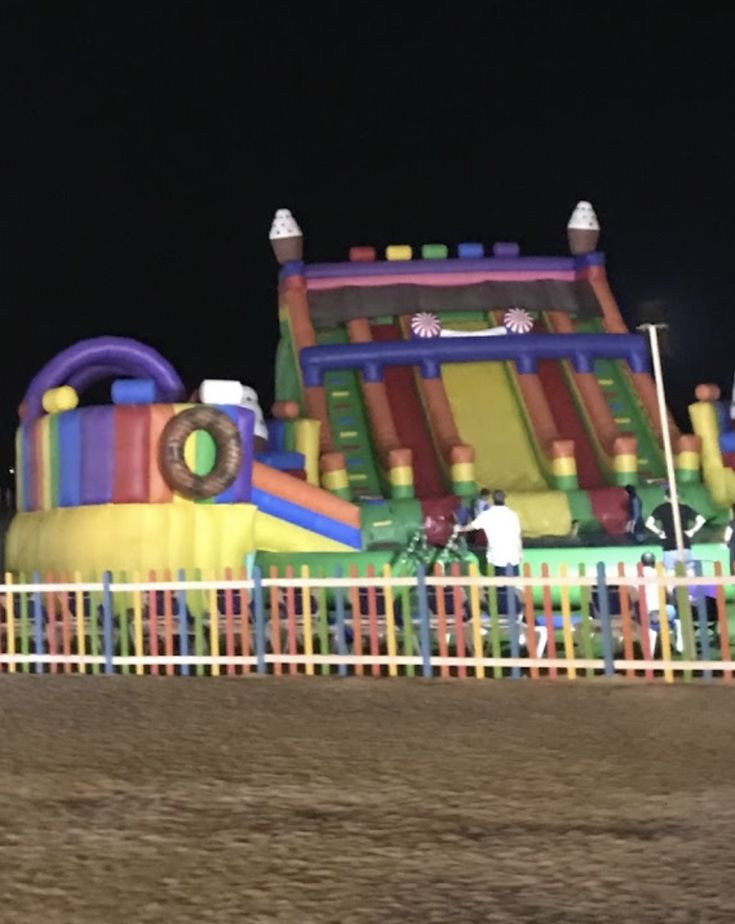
[503, 307, 533, 334]
[410, 312, 442, 338]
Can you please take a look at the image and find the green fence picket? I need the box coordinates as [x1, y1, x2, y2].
[578, 563, 594, 678]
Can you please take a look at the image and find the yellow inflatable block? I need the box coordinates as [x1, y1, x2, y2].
[42, 386, 78, 414]
[389, 465, 414, 488]
[386, 245, 412, 261]
[294, 418, 320, 486]
[6, 503, 258, 575]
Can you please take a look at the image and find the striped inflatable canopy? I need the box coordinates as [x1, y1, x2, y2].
[16, 403, 255, 512]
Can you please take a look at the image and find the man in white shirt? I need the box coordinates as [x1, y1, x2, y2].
[459, 489, 523, 573]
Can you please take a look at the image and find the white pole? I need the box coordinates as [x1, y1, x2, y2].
[638, 323, 685, 562]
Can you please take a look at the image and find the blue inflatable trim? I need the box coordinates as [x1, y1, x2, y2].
[254, 451, 305, 471]
[251, 488, 362, 549]
[300, 332, 649, 386]
[111, 378, 158, 405]
[457, 242, 484, 259]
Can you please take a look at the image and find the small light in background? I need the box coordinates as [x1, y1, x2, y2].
[8, 467, 14, 475]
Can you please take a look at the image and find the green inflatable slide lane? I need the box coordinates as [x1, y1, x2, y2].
[316, 328, 383, 499]
[575, 318, 666, 481]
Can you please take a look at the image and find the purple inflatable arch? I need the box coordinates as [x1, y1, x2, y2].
[22, 336, 185, 420]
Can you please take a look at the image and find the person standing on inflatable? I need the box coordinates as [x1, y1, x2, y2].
[459, 490, 522, 575]
[645, 486, 706, 572]
[624, 485, 645, 543]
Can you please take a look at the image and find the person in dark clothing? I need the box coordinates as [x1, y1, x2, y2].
[645, 486, 706, 571]
[454, 499, 473, 528]
[624, 485, 645, 543]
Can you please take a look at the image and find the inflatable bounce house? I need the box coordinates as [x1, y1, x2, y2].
[7, 339, 363, 574]
[4, 201, 729, 578]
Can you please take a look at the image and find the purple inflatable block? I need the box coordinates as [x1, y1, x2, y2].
[80, 407, 115, 505]
[492, 242, 520, 257]
[215, 405, 254, 504]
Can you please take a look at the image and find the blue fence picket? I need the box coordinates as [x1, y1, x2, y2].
[32, 571, 44, 674]
[595, 563, 615, 677]
[252, 566, 266, 674]
[177, 569, 189, 677]
[416, 565, 432, 678]
[506, 566, 521, 680]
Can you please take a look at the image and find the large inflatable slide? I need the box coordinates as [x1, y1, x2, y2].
[271, 202, 722, 544]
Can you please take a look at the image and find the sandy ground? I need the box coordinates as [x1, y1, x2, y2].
[0, 677, 734, 923]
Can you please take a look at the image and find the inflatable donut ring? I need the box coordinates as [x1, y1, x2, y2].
[159, 407, 242, 499]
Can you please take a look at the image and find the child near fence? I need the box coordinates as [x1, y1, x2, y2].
[635, 551, 683, 654]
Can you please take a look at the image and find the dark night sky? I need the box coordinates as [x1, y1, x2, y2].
[3, 5, 735, 479]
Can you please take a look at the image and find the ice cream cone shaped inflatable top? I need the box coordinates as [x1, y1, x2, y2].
[567, 200, 600, 255]
[270, 208, 303, 264]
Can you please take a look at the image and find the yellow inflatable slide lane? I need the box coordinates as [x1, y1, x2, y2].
[440, 320, 570, 537]
[689, 401, 735, 508]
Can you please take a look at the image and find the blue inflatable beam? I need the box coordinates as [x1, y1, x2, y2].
[111, 378, 158, 405]
[254, 451, 305, 470]
[251, 487, 362, 549]
[300, 332, 650, 386]
[457, 242, 484, 259]
[302, 255, 579, 278]
[268, 419, 286, 453]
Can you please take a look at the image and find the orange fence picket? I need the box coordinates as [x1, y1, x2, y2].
[269, 566, 282, 676]
[540, 563, 557, 679]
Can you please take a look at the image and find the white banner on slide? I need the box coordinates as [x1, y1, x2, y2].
[439, 325, 508, 338]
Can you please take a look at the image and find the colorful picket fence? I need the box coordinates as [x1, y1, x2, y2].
[0, 561, 732, 681]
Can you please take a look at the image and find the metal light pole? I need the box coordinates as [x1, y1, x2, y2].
[637, 323, 685, 562]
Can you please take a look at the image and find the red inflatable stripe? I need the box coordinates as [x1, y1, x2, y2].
[113, 406, 151, 503]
